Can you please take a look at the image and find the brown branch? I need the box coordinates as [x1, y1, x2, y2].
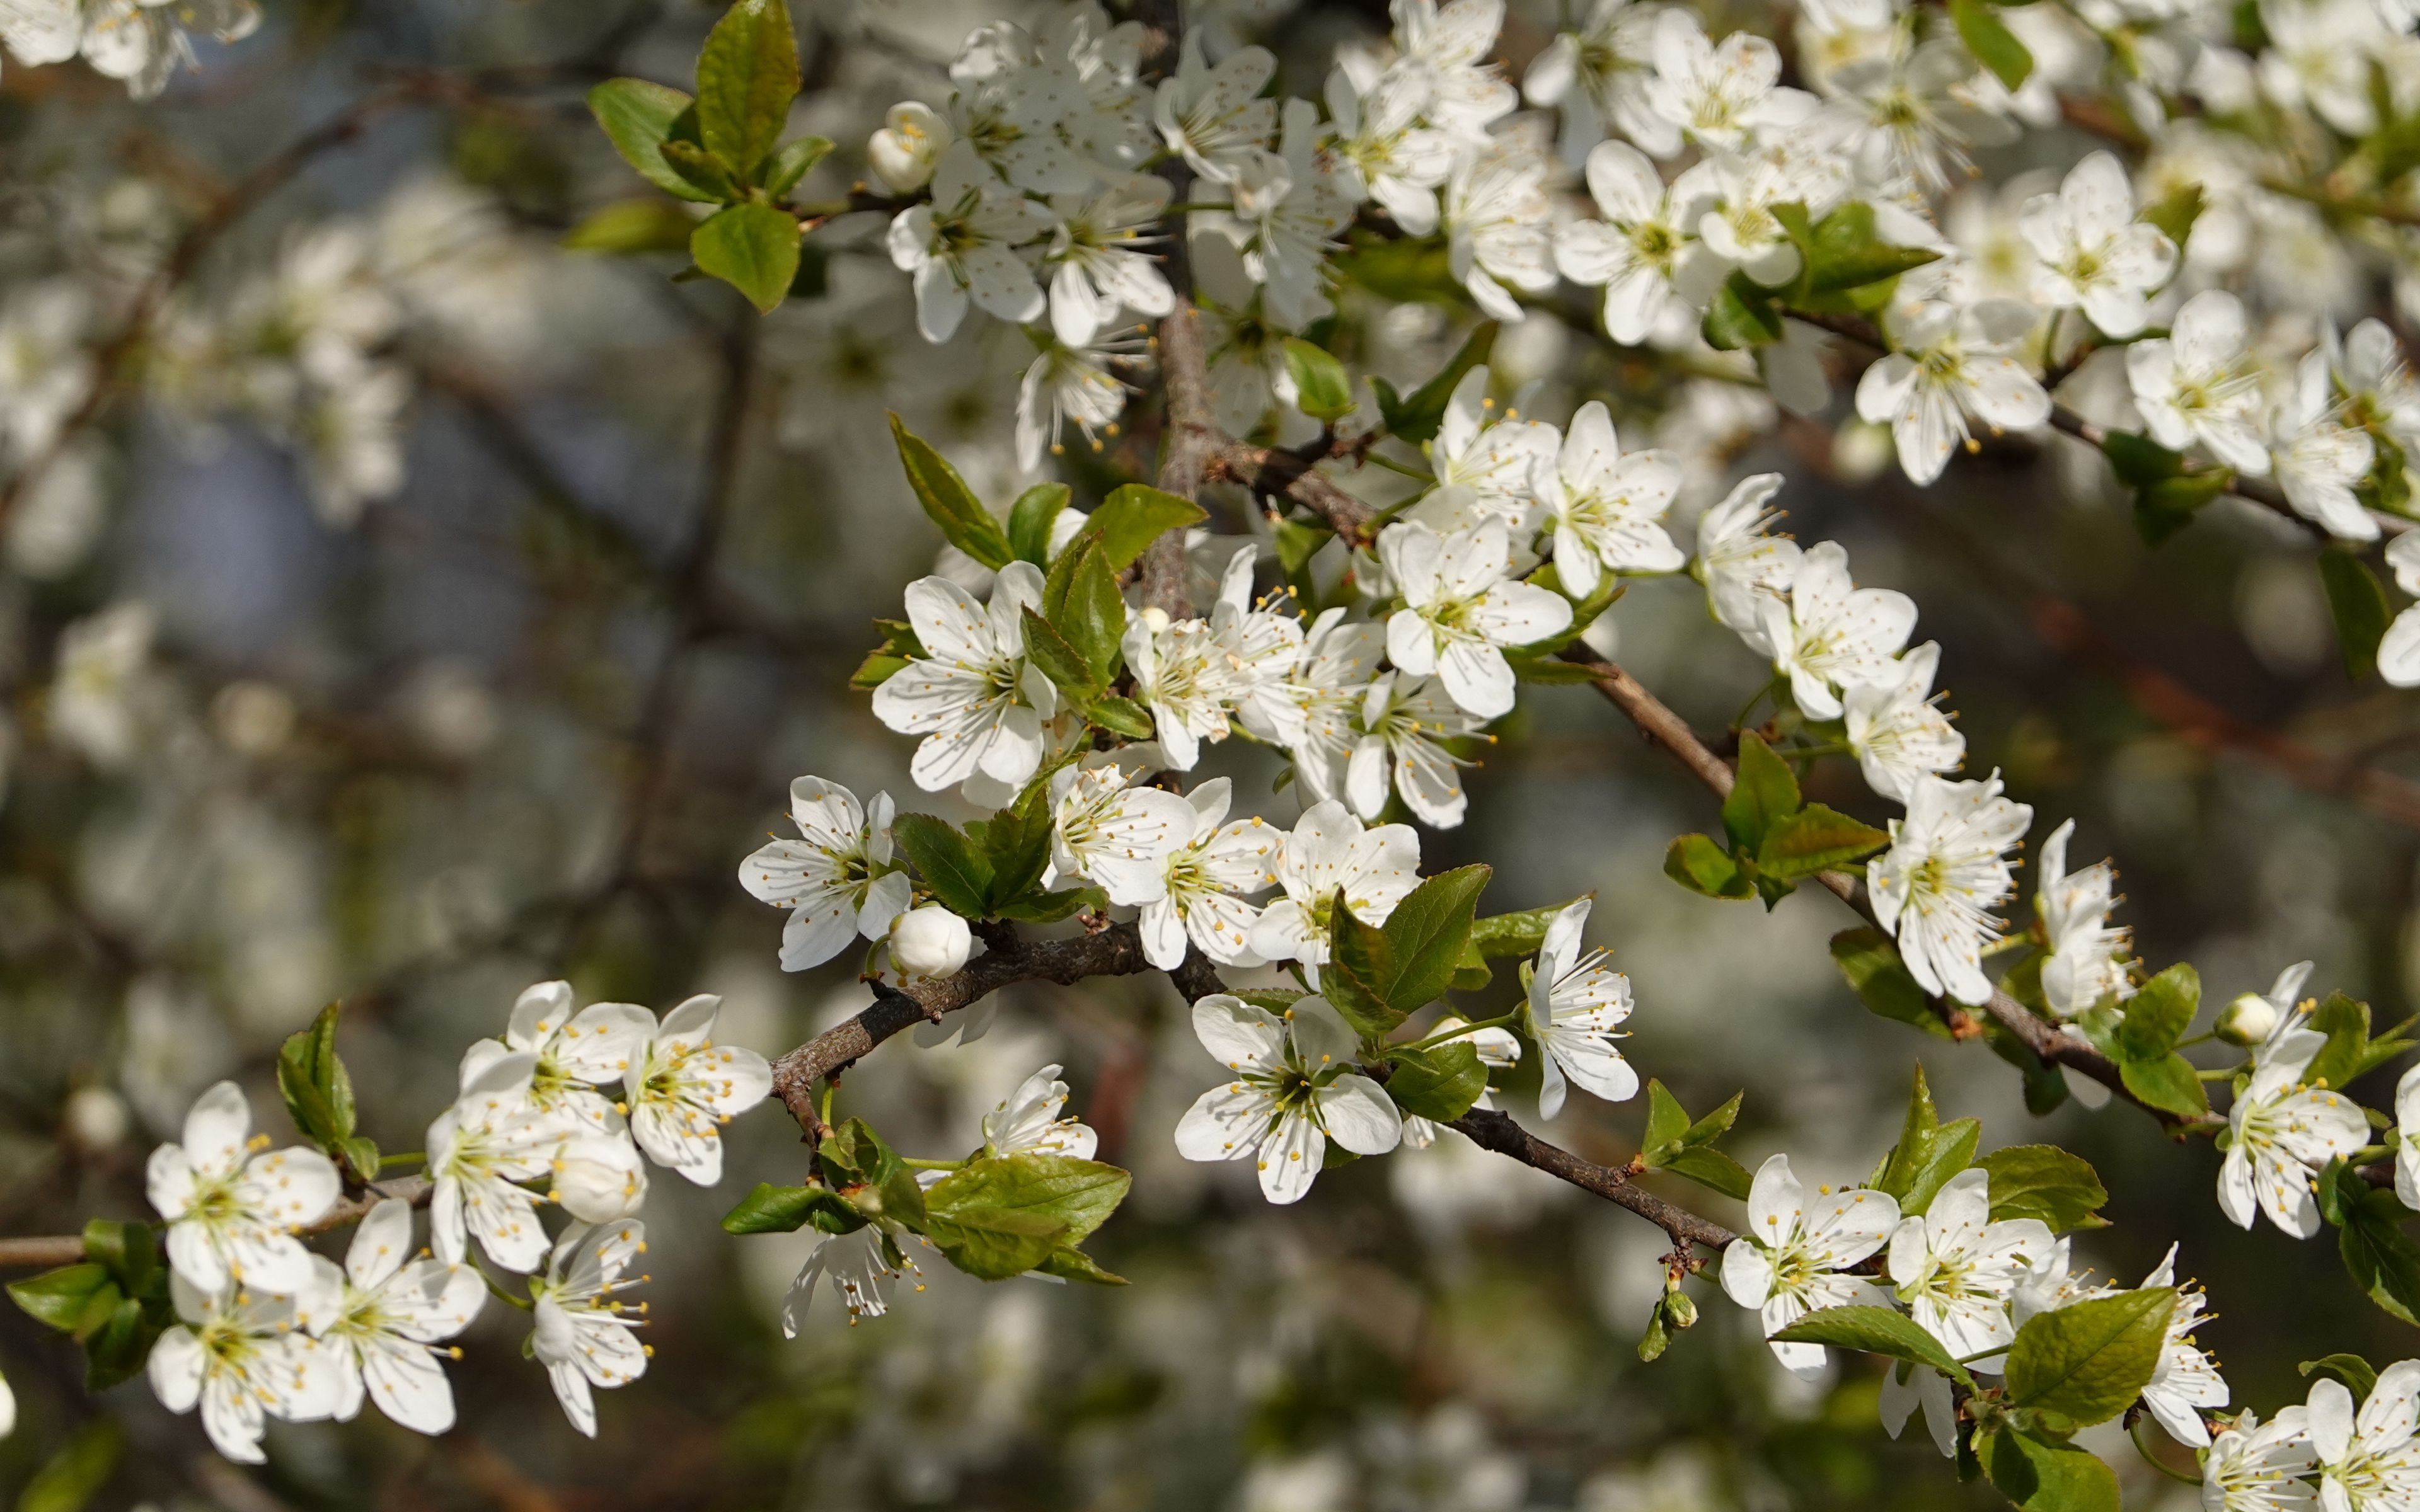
[1451, 1109, 1737, 1250]
[1209, 438, 1383, 548]
[1142, 303, 1216, 614]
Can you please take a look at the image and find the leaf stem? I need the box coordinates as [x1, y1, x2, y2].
[2130, 1416, 2203, 1485]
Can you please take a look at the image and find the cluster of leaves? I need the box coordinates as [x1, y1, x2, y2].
[1665, 735, 1888, 907]
[585, 0, 832, 311]
[891, 774, 1095, 925]
[278, 1001, 381, 1183]
[1872, 1068, 2110, 1232]
[1700, 203, 1940, 351]
[2101, 430, 2240, 548]
[8, 1222, 173, 1393]
[723, 1117, 1130, 1285]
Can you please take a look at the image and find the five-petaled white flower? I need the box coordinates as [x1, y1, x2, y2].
[1048, 760, 1196, 905]
[2303, 1363, 2420, 1512]
[1886, 1167, 2054, 1360]
[1349, 672, 1489, 830]
[2139, 1244, 2230, 1448]
[1421, 366, 1560, 532]
[148, 1273, 340, 1463]
[1153, 35, 1277, 184]
[147, 1080, 341, 1295]
[621, 994, 774, 1187]
[1380, 517, 1574, 719]
[739, 777, 913, 970]
[531, 1220, 650, 1438]
[1720, 1154, 1899, 1377]
[1173, 994, 1403, 1205]
[2272, 349, 2380, 542]
[2020, 151, 2178, 340]
[1756, 540, 1918, 722]
[2218, 1026, 2368, 1239]
[1322, 66, 1455, 236]
[1044, 174, 1175, 346]
[2036, 818, 2132, 1017]
[1553, 139, 1714, 347]
[1843, 642, 1964, 804]
[1441, 130, 1559, 322]
[1869, 772, 2033, 1007]
[1139, 776, 1281, 970]
[2201, 1409, 2320, 1512]
[1287, 610, 1390, 809]
[886, 140, 1054, 345]
[1523, 0, 1676, 158]
[427, 1051, 570, 1274]
[1693, 472, 1799, 652]
[872, 562, 1058, 795]
[1855, 297, 2051, 486]
[1640, 13, 1811, 153]
[459, 980, 655, 1133]
[1388, 0, 1519, 142]
[298, 1198, 485, 1436]
[2127, 289, 2272, 475]
[1533, 399, 1686, 599]
[1521, 897, 1639, 1118]
[1124, 608, 1235, 771]
[1248, 800, 1423, 976]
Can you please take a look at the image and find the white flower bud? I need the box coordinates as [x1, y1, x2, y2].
[63, 1086, 129, 1151]
[890, 903, 972, 982]
[551, 1133, 649, 1223]
[868, 103, 948, 194]
[2215, 991, 2279, 1046]
[1138, 605, 1172, 635]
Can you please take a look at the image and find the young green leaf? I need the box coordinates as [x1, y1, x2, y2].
[1072, 484, 1207, 571]
[695, 0, 800, 178]
[1769, 1305, 1976, 1388]
[1976, 1145, 2108, 1232]
[921, 1154, 1131, 1281]
[1371, 321, 1496, 442]
[889, 813, 994, 919]
[1373, 864, 1491, 1014]
[1830, 928, 1951, 1038]
[1665, 833, 1753, 898]
[2302, 1353, 2381, 1402]
[722, 1182, 859, 1235]
[2115, 963, 2199, 1062]
[891, 414, 1013, 570]
[1756, 803, 1887, 880]
[1083, 695, 1155, 741]
[1701, 273, 1785, 349]
[2305, 990, 2375, 1091]
[759, 134, 833, 200]
[1021, 607, 1104, 699]
[2004, 1286, 2177, 1425]
[1723, 734, 1801, 854]
[1977, 1428, 2121, 1512]
[1041, 534, 1126, 683]
[561, 198, 701, 255]
[659, 139, 741, 201]
[1007, 482, 1070, 566]
[1385, 1042, 1487, 1123]
[1949, 0, 2036, 90]
[1282, 336, 1355, 422]
[587, 80, 717, 202]
[2319, 551, 2393, 682]
[691, 202, 802, 314]
[2118, 1053, 2209, 1117]
[1468, 897, 1585, 959]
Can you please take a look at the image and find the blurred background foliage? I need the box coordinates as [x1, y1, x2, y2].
[0, 0, 2411, 1506]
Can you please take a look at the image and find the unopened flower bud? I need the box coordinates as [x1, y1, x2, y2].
[2216, 991, 2279, 1046]
[868, 103, 948, 193]
[1138, 605, 1172, 635]
[1664, 1288, 1698, 1329]
[890, 904, 971, 982]
[551, 1134, 649, 1222]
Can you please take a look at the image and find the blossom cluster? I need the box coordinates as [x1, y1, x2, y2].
[0, 0, 258, 99]
[137, 982, 773, 1458]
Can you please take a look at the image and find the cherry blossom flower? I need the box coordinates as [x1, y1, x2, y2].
[868, 102, 950, 193]
[2020, 151, 2178, 339]
[870, 563, 1058, 794]
[1287, 610, 1390, 807]
[1816, 42, 2017, 197]
[1173, 994, 1403, 1205]
[1044, 175, 1174, 346]
[1153, 35, 1277, 185]
[2395, 1059, 2420, 1211]
[2256, 0, 2390, 135]
[1386, 0, 1519, 142]
[1124, 609, 1235, 769]
[1139, 777, 1280, 970]
[1322, 66, 1455, 236]
[1843, 642, 1964, 803]
[1349, 672, 1489, 829]
[737, 777, 913, 971]
[1209, 546, 1308, 748]
[885, 140, 1053, 345]
[2139, 1244, 2229, 1447]
[1522, 897, 1639, 1117]
[891, 903, 974, 982]
[428, 1051, 570, 1273]
[1532, 399, 1686, 598]
[1442, 129, 1559, 322]
[1868, 772, 2033, 1007]
[147, 1080, 341, 1295]
[2218, 1026, 2368, 1238]
[977, 1063, 1100, 1162]
[621, 994, 772, 1186]
[1016, 323, 1146, 472]
[1523, 0, 1677, 159]
[1420, 366, 1560, 532]
[1554, 139, 1716, 347]
[2201, 1410, 2320, 1512]
[1687, 144, 1845, 289]
[298, 1198, 485, 1435]
[1886, 1168, 2054, 1359]
[2303, 1364, 2420, 1512]
[2036, 818, 2132, 1017]
[1855, 297, 2051, 486]
[1047, 761, 1196, 904]
[1881, 1361, 1960, 1458]
[1720, 1154, 1899, 1377]
[2128, 289, 2272, 474]
[1640, 13, 1811, 154]
[1233, 100, 1355, 329]
[784, 1228, 923, 1332]
[531, 1220, 649, 1438]
[1380, 517, 1573, 719]
[1757, 541, 1918, 721]
[1693, 472, 1799, 651]
[148, 1273, 340, 1463]
[1249, 800, 1422, 975]
[943, 22, 1095, 195]
[2272, 350, 2379, 541]
[458, 980, 654, 1132]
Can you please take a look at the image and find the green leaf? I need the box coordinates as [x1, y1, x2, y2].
[82, 1218, 159, 1299]
[691, 202, 801, 314]
[722, 1182, 855, 1235]
[277, 1001, 358, 1159]
[1231, 988, 1308, 1014]
[2320, 551, 2394, 683]
[1872, 1066, 1981, 1216]
[17, 1417, 122, 1512]
[1008, 483, 1069, 566]
[8, 1264, 113, 1334]
[1642, 1079, 1691, 1152]
[921, 1154, 1131, 1280]
[587, 80, 717, 202]
[1326, 891, 1408, 1035]
[1035, 1244, 1128, 1285]
[1831, 928, 1950, 1038]
[1272, 517, 1334, 597]
[695, 0, 800, 178]
[1770, 1305, 1976, 1388]
[976, 775, 1057, 911]
[1022, 607, 1103, 699]
[658, 138, 741, 201]
[889, 814, 993, 919]
[1665, 833, 1753, 898]
[2303, 1353, 2381, 1402]
[1385, 1042, 1487, 1123]
[1724, 734, 1801, 854]
[989, 886, 1097, 922]
[2118, 1053, 2209, 1116]
[1661, 1145, 1753, 1199]
[2338, 1180, 2420, 1324]
[1372, 322, 1496, 442]
[760, 133, 833, 200]
[1469, 899, 1582, 959]
[1374, 865, 1491, 1014]
[1640, 1082, 1749, 1195]
[1083, 695, 1155, 741]
[1978, 1428, 2121, 1512]
[2305, 990, 2375, 1091]
[892, 414, 1013, 570]
[562, 198, 700, 254]
[1282, 337, 1355, 422]
[1040, 534, 1126, 684]
[817, 1119, 926, 1230]
[1976, 1146, 2108, 1233]
[2116, 963, 2199, 1062]
[1757, 803, 1887, 879]
[1073, 484, 1207, 572]
[80, 1294, 161, 1391]
[2141, 182, 2203, 256]
[1702, 272, 1784, 349]
[2102, 431, 2233, 544]
[1949, 0, 2036, 90]
[1789, 202, 1941, 296]
[2005, 1286, 2177, 1425]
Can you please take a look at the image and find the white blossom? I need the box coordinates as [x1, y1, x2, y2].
[1153, 35, 1277, 184]
[1886, 1167, 2054, 1360]
[739, 776, 913, 971]
[1756, 540, 1918, 722]
[1173, 994, 1403, 1205]
[1044, 175, 1174, 345]
[868, 101, 950, 193]
[1554, 140, 1715, 347]
[783, 1228, 923, 1332]
[1640, 13, 1811, 154]
[2303, 1365, 2420, 1512]
[886, 140, 1053, 345]
[2128, 289, 2272, 474]
[2382, 533, 2420, 688]
[147, 1273, 340, 1463]
[1855, 297, 2051, 486]
[1017, 324, 1144, 472]
[2020, 151, 2178, 340]
[1386, 0, 1519, 142]
[1048, 761, 1196, 904]
[2273, 349, 2380, 541]
[1524, 0, 1680, 159]
[1815, 41, 2017, 197]
[1720, 1154, 1899, 1377]
[1349, 672, 1490, 829]
[891, 903, 974, 982]
[2203, 1410, 2320, 1512]
[1521, 897, 1639, 1118]
[147, 1080, 341, 1295]
[427, 1051, 578, 1274]
[1322, 66, 1455, 236]
[2035, 819, 2131, 1019]
[621, 994, 773, 1186]
[1288, 610, 1390, 807]
[1420, 365, 1560, 532]
[1380, 517, 1574, 719]
[531, 1220, 650, 1438]
[459, 980, 654, 1133]
[1249, 799, 1422, 975]
[2218, 1027, 2368, 1239]
[298, 1198, 485, 1436]
[1693, 472, 1799, 651]
[871, 563, 1058, 794]
[1533, 399, 1686, 598]
[1138, 777, 1280, 970]
[1868, 772, 2033, 1007]
[1843, 642, 1964, 803]
[1441, 129, 1559, 322]
[2140, 1244, 2229, 1448]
